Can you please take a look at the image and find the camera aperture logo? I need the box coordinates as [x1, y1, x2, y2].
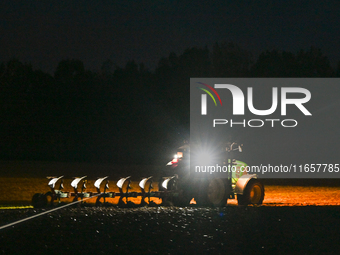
[197, 82, 222, 115]
[198, 82, 312, 128]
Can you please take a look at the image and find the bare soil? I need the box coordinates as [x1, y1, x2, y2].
[1, 162, 340, 254]
[1, 205, 340, 254]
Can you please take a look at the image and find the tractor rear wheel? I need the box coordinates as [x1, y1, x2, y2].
[207, 178, 228, 207]
[195, 179, 210, 206]
[166, 177, 192, 207]
[237, 179, 264, 205]
[196, 178, 228, 207]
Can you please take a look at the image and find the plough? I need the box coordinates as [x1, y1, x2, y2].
[31, 175, 179, 208]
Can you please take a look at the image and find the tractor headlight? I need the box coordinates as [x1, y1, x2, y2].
[191, 148, 221, 166]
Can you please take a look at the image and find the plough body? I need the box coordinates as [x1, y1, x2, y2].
[32, 175, 178, 208]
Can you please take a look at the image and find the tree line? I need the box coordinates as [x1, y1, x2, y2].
[0, 42, 339, 163]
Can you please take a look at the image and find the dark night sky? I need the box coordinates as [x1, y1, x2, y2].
[1, 0, 339, 73]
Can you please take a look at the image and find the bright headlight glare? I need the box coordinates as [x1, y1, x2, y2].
[192, 149, 218, 166]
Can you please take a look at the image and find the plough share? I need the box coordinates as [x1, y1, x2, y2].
[32, 175, 178, 208]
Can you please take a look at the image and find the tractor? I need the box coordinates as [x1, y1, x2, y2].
[161, 142, 265, 207]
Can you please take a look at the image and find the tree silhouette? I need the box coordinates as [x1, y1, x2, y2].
[0, 44, 338, 163]
[296, 47, 334, 77]
[251, 48, 333, 77]
[251, 50, 298, 77]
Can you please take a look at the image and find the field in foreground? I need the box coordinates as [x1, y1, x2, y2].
[1, 161, 340, 254]
[1, 206, 340, 254]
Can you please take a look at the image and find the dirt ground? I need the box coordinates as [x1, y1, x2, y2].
[1, 175, 340, 254]
[0, 161, 340, 254]
[1, 205, 340, 254]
